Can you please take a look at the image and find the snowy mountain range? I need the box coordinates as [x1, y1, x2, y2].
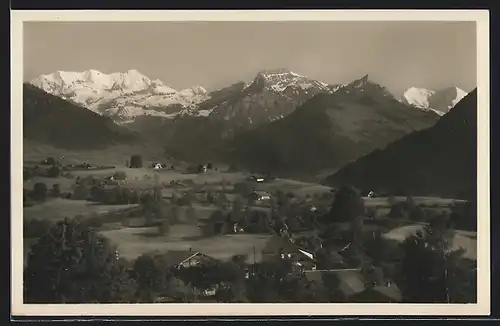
[401, 86, 468, 116]
[29, 69, 210, 124]
[206, 69, 342, 130]
[29, 68, 469, 126]
[29, 68, 342, 126]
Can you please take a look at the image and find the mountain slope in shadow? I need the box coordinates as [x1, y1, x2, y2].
[23, 83, 141, 150]
[324, 89, 477, 198]
[221, 75, 439, 176]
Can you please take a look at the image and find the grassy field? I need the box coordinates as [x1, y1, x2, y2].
[171, 204, 219, 223]
[363, 196, 465, 208]
[23, 198, 139, 222]
[100, 225, 272, 262]
[23, 141, 166, 166]
[382, 224, 477, 261]
[256, 178, 332, 198]
[67, 168, 248, 189]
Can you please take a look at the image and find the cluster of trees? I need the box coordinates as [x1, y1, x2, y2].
[37, 157, 63, 178]
[23, 180, 477, 304]
[246, 258, 355, 303]
[24, 218, 137, 303]
[132, 253, 174, 302]
[23, 217, 332, 303]
[285, 185, 476, 304]
[89, 185, 141, 205]
[39, 155, 59, 167]
[24, 219, 52, 238]
[327, 186, 476, 303]
[23, 165, 61, 181]
[385, 195, 476, 232]
[398, 215, 476, 303]
[245, 260, 315, 302]
[24, 182, 66, 203]
[23, 218, 245, 303]
[23, 206, 476, 304]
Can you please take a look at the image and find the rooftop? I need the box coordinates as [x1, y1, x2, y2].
[305, 268, 365, 297]
[155, 250, 202, 268]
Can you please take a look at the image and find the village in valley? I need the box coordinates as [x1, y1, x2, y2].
[20, 19, 479, 306]
[23, 152, 477, 304]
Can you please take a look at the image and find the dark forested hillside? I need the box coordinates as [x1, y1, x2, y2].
[325, 89, 477, 198]
[221, 76, 439, 176]
[23, 84, 141, 150]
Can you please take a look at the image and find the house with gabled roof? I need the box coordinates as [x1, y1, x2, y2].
[261, 235, 317, 270]
[251, 190, 271, 202]
[156, 249, 217, 269]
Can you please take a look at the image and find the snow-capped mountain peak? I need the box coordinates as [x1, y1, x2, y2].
[29, 69, 210, 123]
[402, 87, 436, 109]
[30, 69, 154, 96]
[401, 86, 468, 115]
[249, 68, 330, 93]
[118, 69, 151, 90]
[206, 69, 341, 129]
[179, 85, 208, 97]
[450, 87, 468, 106]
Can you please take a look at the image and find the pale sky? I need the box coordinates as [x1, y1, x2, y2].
[23, 21, 477, 96]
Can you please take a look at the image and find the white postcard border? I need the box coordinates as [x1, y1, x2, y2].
[10, 9, 490, 317]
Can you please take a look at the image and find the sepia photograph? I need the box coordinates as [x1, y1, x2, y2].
[11, 10, 490, 317]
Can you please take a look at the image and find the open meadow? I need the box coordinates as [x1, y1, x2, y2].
[23, 160, 476, 270]
[23, 198, 139, 222]
[382, 224, 477, 261]
[100, 225, 272, 263]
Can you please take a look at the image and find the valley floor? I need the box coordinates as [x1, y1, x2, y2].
[22, 164, 477, 261]
[20, 158, 478, 303]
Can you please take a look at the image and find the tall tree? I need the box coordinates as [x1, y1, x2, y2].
[133, 253, 171, 302]
[129, 155, 143, 168]
[24, 218, 137, 303]
[399, 215, 473, 303]
[362, 230, 400, 266]
[47, 166, 61, 178]
[328, 186, 365, 223]
[32, 182, 48, 201]
[186, 205, 197, 224]
[153, 186, 162, 203]
[230, 195, 246, 223]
